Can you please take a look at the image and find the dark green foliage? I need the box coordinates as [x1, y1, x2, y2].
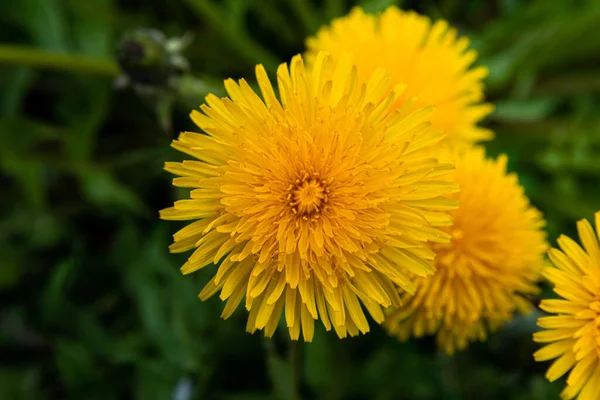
[1, 0, 599, 398]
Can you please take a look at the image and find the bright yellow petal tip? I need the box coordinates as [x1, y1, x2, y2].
[305, 6, 494, 148]
[161, 51, 458, 341]
[534, 211, 600, 400]
[384, 146, 547, 354]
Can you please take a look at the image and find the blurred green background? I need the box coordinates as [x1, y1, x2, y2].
[1, 0, 599, 398]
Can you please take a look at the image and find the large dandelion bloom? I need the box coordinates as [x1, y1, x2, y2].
[534, 212, 600, 400]
[306, 7, 494, 147]
[160, 52, 459, 341]
[384, 146, 547, 353]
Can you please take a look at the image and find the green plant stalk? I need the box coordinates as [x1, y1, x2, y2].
[253, 2, 297, 45]
[263, 336, 302, 400]
[0, 44, 119, 77]
[182, 0, 280, 71]
[289, 0, 319, 34]
[290, 340, 301, 400]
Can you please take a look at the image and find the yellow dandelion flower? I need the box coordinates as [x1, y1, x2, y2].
[160, 52, 459, 341]
[305, 7, 494, 147]
[534, 211, 600, 400]
[384, 146, 547, 354]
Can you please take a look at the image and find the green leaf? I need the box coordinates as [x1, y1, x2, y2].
[78, 167, 146, 214]
[67, 0, 114, 57]
[55, 340, 96, 392]
[121, 227, 202, 370]
[62, 80, 112, 162]
[492, 97, 558, 123]
[0, 368, 43, 399]
[0, 68, 35, 116]
[135, 360, 180, 400]
[30, 212, 64, 248]
[41, 259, 74, 324]
[1, 0, 69, 51]
[225, 0, 254, 28]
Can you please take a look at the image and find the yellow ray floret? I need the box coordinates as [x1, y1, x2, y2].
[385, 146, 547, 353]
[306, 6, 494, 147]
[160, 51, 459, 341]
[534, 211, 600, 400]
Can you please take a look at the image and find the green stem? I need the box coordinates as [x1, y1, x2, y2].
[290, 340, 301, 400]
[0, 44, 119, 77]
[289, 0, 319, 34]
[182, 0, 280, 72]
[253, 2, 297, 45]
[264, 336, 302, 400]
[439, 352, 461, 398]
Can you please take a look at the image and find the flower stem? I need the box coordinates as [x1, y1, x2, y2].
[439, 352, 462, 397]
[289, 0, 319, 34]
[264, 336, 303, 400]
[0, 44, 119, 77]
[290, 339, 301, 400]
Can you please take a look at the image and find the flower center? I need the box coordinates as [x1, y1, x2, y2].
[288, 173, 329, 217]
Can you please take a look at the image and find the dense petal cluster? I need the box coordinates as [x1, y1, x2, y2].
[534, 212, 600, 400]
[384, 146, 547, 353]
[305, 7, 494, 147]
[161, 52, 459, 341]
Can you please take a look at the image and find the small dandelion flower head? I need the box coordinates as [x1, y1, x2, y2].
[385, 146, 547, 354]
[534, 211, 600, 400]
[160, 51, 459, 341]
[305, 6, 494, 147]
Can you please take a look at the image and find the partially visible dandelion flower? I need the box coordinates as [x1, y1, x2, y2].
[534, 211, 600, 400]
[384, 146, 547, 354]
[305, 7, 494, 147]
[160, 52, 459, 341]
